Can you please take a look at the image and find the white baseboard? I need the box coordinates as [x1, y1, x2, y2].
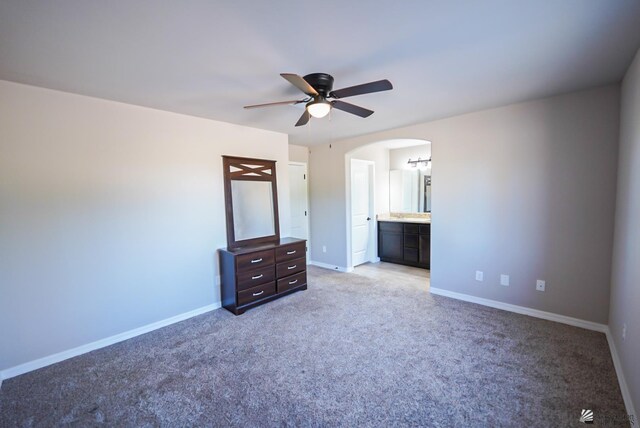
[2, 287, 635, 424]
[0, 302, 221, 382]
[309, 260, 353, 273]
[429, 287, 607, 333]
[430, 287, 637, 421]
[605, 328, 637, 422]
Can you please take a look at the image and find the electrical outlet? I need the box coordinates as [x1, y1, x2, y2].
[322, 245, 327, 253]
[622, 323, 627, 341]
[536, 280, 546, 292]
[475, 271, 484, 281]
[500, 274, 510, 286]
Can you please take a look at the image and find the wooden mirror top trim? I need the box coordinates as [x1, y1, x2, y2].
[222, 155, 280, 250]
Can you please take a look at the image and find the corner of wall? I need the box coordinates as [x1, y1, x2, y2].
[605, 328, 638, 422]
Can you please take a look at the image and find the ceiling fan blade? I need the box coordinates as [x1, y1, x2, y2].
[329, 79, 393, 99]
[295, 110, 311, 127]
[331, 100, 374, 118]
[281, 73, 319, 96]
[244, 99, 306, 109]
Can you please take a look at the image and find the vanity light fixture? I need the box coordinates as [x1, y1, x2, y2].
[407, 157, 431, 168]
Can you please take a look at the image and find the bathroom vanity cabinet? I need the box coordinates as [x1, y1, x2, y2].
[378, 221, 430, 269]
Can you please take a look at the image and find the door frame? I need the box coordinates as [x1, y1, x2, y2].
[347, 158, 376, 269]
[288, 161, 310, 262]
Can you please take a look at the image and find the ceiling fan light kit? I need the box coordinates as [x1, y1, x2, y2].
[306, 98, 331, 118]
[244, 72, 393, 126]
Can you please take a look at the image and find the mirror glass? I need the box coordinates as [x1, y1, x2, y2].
[389, 169, 431, 213]
[231, 180, 275, 241]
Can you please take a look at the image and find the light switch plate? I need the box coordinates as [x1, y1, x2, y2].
[500, 274, 510, 286]
[536, 280, 545, 291]
[475, 271, 484, 281]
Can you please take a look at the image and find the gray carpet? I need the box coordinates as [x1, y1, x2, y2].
[0, 264, 627, 427]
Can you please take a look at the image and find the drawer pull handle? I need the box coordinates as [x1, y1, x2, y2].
[252, 290, 264, 297]
[289, 279, 298, 285]
[286, 250, 296, 255]
[287, 265, 297, 270]
[250, 258, 263, 264]
[252, 274, 263, 280]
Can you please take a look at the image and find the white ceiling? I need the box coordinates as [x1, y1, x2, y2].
[1, 1, 639, 146]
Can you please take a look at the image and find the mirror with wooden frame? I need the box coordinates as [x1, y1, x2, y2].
[222, 156, 280, 249]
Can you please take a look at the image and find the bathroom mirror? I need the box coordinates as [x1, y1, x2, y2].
[389, 169, 431, 213]
[222, 156, 280, 249]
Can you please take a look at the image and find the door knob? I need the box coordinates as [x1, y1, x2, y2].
[367, 217, 371, 221]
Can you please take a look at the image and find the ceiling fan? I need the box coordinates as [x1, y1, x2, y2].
[244, 73, 393, 126]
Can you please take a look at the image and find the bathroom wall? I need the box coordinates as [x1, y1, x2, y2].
[389, 144, 432, 171]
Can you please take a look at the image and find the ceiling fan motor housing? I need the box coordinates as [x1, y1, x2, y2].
[304, 73, 334, 97]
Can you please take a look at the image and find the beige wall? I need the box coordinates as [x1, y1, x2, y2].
[0, 80, 290, 372]
[309, 85, 619, 323]
[609, 48, 640, 418]
[288, 144, 309, 163]
[306, 145, 344, 265]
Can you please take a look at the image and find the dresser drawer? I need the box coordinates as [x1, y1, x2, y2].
[237, 281, 276, 306]
[277, 271, 307, 293]
[237, 265, 275, 291]
[275, 242, 306, 262]
[276, 257, 306, 277]
[236, 249, 275, 271]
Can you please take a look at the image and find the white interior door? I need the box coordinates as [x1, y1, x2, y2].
[288, 163, 309, 261]
[351, 160, 372, 267]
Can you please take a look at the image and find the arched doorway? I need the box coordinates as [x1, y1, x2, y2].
[345, 139, 431, 270]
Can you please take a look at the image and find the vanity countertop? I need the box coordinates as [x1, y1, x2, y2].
[377, 214, 431, 224]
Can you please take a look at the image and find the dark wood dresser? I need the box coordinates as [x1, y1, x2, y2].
[378, 221, 430, 269]
[219, 237, 307, 315]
